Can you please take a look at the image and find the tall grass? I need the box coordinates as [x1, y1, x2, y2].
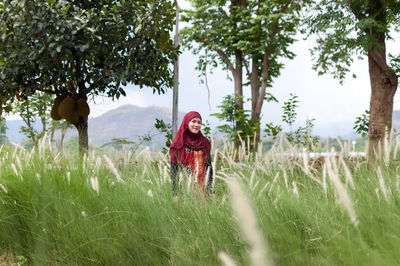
[0, 139, 400, 265]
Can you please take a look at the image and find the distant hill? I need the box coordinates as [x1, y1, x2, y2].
[6, 108, 400, 144]
[6, 105, 185, 145]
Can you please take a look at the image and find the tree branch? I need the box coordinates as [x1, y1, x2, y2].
[370, 49, 398, 86]
[200, 37, 235, 73]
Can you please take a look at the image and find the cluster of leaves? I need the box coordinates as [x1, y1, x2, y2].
[211, 94, 260, 146]
[305, 0, 400, 82]
[180, 0, 310, 84]
[155, 118, 172, 153]
[353, 110, 370, 138]
[264, 93, 319, 151]
[0, 0, 176, 116]
[11, 92, 53, 145]
[0, 115, 7, 145]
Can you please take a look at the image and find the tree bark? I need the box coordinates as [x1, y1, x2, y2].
[75, 116, 88, 154]
[367, 45, 398, 159]
[233, 51, 243, 111]
[366, 0, 398, 159]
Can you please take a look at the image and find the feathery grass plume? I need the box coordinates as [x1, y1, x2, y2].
[322, 163, 327, 197]
[36, 173, 41, 183]
[187, 169, 194, 193]
[205, 166, 211, 188]
[11, 163, 22, 181]
[268, 172, 280, 194]
[90, 177, 100, 195]
[147, 189, 153, 198]
[292, 181, 299, 198]
[66, 172, 71, 185]
[227, 177, 274, 266]
[325, 155, 359, 227]
[26, 148, 34, 162]
[335, 136, 345, 155]
[258, 181, 270, 198]
[340, 157, 355, 189]
[0, 184, 8, 194]
[297, 158, 322, 187]
[279, 166, 289, 189]
[103, 154, 123, 183]
[249, 170, 255, 188]
[376, 166, 389, 201]
[15, 155, 23, 173]
[383, 129, 390, 166]
[324, 137, 330, 151]
[251, 180, 260, 192]
[11, 144, 18, 160]
[218, 251, 237, 266]
[393, 136, 400, 159]
[163, 165, 169, 184]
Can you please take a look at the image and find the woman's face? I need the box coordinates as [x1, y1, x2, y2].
[188, 117, 202, 134]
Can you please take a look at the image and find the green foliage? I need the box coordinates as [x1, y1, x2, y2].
[264, 122, 282, 142]
[0, 0, 176, 112]
[286, 118, 320, 151]
[11, 92, 54, 145]
[155, 118, 172, 152]
[181, 0, 312, 137]
[265, 94, 319, 150]
[201, 120, 212, 139]
[282, 93, 299, 133]
[306, 0, 400, 82]
[211, 94, 260, 144]
[102, 134, 152, 152]
[2, 142, 400, 264]
[0, 115, 7, 145]
[181, 0, 310, 83]
[353, 110, 370, 138]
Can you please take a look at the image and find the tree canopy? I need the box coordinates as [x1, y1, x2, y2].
[181, 0, 312, 145]
[0, 0, 177, 151]
[307, 0, 400, 158]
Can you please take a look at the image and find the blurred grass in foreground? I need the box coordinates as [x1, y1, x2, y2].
[0, 137, 400, 265]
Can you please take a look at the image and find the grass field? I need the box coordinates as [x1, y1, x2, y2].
[1, 138, 400, 265]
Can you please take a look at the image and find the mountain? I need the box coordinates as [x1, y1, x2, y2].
[6, 105, 185, 145]
[87, 105, 185, 145]
[6, 107, 400, 144]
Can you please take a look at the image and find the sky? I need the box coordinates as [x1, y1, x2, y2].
[6, 2, 400, 138]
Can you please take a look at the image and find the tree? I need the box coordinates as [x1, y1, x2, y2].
[0, 0, 176, 152]
[0, 115, 7, 145]
[306, 0, 400, 159]
[181, 0, 312, 145]
[49, 119, 74, 154]
[12, 91, 53, 146]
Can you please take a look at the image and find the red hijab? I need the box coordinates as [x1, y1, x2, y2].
[170, 111, 211, 163]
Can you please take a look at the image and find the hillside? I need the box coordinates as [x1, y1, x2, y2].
[6, 105, 185, 145]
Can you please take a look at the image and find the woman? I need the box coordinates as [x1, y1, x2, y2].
[169, 111, 214, 197]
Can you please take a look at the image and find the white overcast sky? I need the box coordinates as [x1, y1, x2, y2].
[6, 1, 400, 137]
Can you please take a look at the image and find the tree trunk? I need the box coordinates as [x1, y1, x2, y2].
[367, 53, 398, 159]
[75, 116, 88, 154]
[233, 51, 243, 111]
[367, 39, 398, 159]
[59, 128, 67, 154]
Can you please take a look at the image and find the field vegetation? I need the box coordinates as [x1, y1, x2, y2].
[0, 137, 400, 265]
